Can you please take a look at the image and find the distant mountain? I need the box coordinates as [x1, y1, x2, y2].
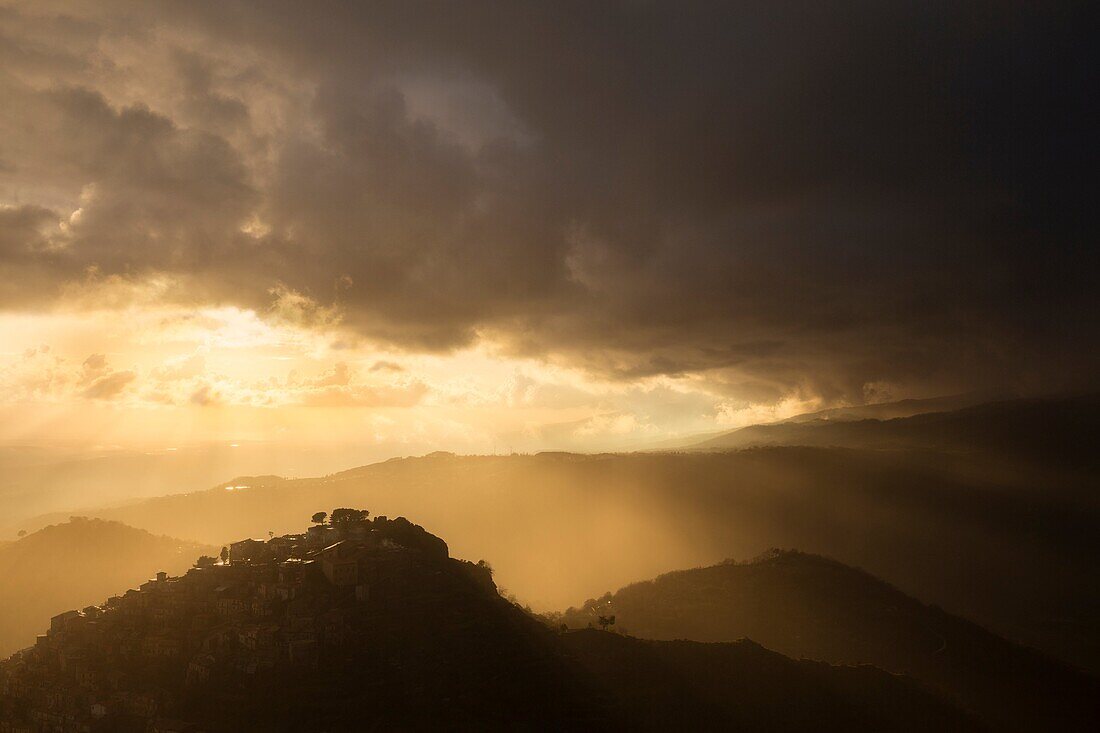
[686, 396, 1100, 472]
[782, 391, 1008, 424]
[556, 551, 1099, 732]
[643, 391, 1002, 450]
[0, 441, 404, 532]
[0, 444, 277, 530]
[0, 518, 217, 657]
[0, 517, 974, 731]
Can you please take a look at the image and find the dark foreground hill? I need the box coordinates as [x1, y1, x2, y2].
[0, 518, 217, 658]
[563, 631, 974, 732]
[0, 515, 974, 732]
[555, 551, 1100, 732]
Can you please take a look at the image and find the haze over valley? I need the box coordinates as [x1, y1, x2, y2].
[4, 397, 1097, 674]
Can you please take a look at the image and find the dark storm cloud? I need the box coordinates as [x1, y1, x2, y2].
[0, 1, 1096, 402]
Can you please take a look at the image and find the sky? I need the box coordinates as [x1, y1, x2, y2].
[0, 1, 1096, 452]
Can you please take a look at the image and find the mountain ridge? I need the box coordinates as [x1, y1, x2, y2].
[684, 395, 1100, 470]
[641, 390, 1007, 451]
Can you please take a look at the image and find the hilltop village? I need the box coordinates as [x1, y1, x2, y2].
[0, 510, 496, 733]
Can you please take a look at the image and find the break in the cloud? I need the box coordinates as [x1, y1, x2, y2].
[0, 1, 1097, 418]
[0, 310, 758, 452]
[0, 343, 428, 411]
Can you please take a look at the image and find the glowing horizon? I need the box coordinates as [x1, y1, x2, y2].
[0, 308, 823, 452]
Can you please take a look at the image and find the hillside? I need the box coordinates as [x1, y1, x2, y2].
[0, 518, 218, 657]
[564, 631, 975, 732]
[556, 551, 1099, 731]
[0, 515, 975, 732]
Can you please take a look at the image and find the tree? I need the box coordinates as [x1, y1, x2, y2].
[311, 511, 328, 525]
[195, 555, 216, 568]
[598, 615, 616, 631]
[219, 546, 229, 563]
[330, 508, 369, 524]
[17, 529, 26, 538]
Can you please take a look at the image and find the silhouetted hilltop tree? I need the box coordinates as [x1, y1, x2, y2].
[329, 508, 368, 524]
[371, 515, 448, 558]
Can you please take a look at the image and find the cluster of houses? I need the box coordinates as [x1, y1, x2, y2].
[0, 512, 480, 733]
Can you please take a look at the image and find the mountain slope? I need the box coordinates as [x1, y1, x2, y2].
[0, 516, 975, 731]
[0, 518, 218, 657]
[643, 391, 1001, 450]
[688, 396, 1100, 473]
[781, 392, 1006, 424]
[557, 551, 1100, 731]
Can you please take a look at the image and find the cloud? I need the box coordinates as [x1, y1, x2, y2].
[79, 353, 109, 384]
[369, 360, 405, 373]
[0, 2, 1096, 407]
[152, 353, 206, 382]
[297, 380, 428, 408]
[77, 353, 136, 400]
[308, 361, 353, 388]
[189, 382, 220, 406]
[0, 346, 67, 399]
[0, 347, 140, 402]
[81, 369, 136, 400]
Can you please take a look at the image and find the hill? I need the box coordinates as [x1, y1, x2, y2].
[563, 630, 974, 731]
[0, 518, 218, 657]
[556, 551, 1099, 731]
[0, 515, 974, 731]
